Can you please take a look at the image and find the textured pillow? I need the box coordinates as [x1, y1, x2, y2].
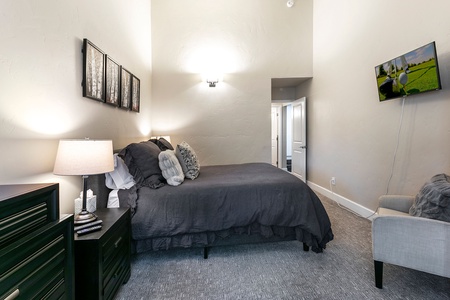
[409, 173, 450, 222]
[175, 141, 200, 180]
[118, 141, 165, 189]
[158, 150, 184, 186]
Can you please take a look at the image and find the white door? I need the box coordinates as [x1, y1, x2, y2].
[292, 97, 306, 182]
[271, 106, 279, 167]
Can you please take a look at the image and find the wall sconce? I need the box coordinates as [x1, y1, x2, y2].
[203, 74, 222, 87]
[206, 77, 219, 87]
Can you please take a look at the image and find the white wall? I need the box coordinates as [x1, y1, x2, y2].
[0, 0, 152, 213]
[5, 0, 446, 217]
[151, 0, 313, 165]
[300, 0, 450, 211]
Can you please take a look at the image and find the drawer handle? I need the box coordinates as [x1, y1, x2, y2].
[114, 236, 123, 248]
[5, 289, 20, 300]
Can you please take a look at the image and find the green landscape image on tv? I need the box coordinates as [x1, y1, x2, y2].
[375, 42, 441, 102]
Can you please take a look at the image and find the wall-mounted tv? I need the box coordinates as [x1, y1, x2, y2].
[375, 41, 441, 102]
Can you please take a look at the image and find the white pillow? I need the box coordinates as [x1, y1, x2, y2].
[105, 154, 135, 189]
[107, 190, 120, 208]
[158, 150, 185, 186]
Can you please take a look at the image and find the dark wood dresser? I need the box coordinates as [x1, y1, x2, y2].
[74, 208, 131, 300]
[0, 183, 74, 300]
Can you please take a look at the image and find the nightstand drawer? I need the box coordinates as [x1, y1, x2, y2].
[103, 253, 129, 300]
[102, 222, 128, 282]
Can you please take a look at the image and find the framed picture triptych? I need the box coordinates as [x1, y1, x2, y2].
[82, 38, 140, 112]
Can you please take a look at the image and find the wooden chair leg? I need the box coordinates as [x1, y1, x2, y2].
[374, 260, 383, 289]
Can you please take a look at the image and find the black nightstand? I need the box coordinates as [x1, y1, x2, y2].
[74, 208, 131, 300]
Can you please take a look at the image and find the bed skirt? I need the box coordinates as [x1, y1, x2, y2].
[132, 222, 333, 254]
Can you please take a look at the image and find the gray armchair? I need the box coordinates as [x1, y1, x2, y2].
[372, 195, 450, 288]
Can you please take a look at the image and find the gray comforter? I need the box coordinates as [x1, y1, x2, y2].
[118, 163, 333, 253]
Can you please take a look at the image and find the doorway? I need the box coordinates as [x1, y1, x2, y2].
[271, 97, 307, 182]
[271, 77, 310, 182]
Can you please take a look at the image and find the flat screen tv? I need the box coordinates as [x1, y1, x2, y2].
[375, 41, 441, 102]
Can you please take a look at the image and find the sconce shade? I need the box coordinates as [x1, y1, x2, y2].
[53, 139, 114, 176]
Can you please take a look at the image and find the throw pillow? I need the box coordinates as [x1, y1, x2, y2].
[118, 141, 165, 189]
[409, 173, 450, 222]
[175, 141, 200, 180]
[149, 137, 174, 151]
[158, 150, 184, 186]
[105, 154, 135, 190]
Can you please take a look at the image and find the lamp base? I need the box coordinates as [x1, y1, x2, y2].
[74, 210, 97, 225]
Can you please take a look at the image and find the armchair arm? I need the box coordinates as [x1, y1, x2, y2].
[378, 195, 414, 213]
[372, 215, 450, 278]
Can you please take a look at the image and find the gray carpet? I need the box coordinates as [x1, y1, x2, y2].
[115, 194, 450, 299]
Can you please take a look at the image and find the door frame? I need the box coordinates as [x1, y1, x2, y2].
[271, 104, 283, 168]
[271, 97, 307, 181]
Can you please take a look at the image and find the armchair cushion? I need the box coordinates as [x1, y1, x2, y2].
[378, 207, 409, 217]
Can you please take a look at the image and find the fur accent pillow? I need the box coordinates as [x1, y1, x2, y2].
[175, 141, 200, 180]
[158, 150, 184, 186]
[409, 173, 450, 222]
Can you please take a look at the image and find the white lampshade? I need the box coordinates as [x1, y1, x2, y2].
[53, 139, 114, 176]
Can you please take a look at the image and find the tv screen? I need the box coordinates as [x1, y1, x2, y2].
[375, 41, 441, 102]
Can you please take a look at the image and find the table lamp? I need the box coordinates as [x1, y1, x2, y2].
[53, 139, 114, 225]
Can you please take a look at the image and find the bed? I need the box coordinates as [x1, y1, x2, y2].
[88, 139, 334, 258]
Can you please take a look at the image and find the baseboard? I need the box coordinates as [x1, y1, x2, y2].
[307, 181, 376, 220]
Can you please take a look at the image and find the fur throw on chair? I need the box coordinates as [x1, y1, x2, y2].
[410, 173, 450, 222]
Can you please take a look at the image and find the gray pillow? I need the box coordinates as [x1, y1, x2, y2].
[119, 141, 165, 189]
[149, 137, 174, 151]
[409, 173, 450, 222]
[175, 141, 200, 180]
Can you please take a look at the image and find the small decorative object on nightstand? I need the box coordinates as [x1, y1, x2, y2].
[74, 189, 97, 215]
[74, 208, 131, 300]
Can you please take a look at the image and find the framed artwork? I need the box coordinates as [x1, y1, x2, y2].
[120, 67, 132, 110]
[82, 39, 105, 102]
[131, 75, 140, 112]
[105, 55, 120, 106]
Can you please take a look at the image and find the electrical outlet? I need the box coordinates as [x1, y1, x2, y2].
[331, 177, 336, 185]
